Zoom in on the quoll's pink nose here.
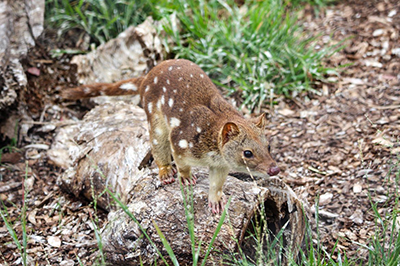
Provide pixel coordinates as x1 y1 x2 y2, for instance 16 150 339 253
268 166 280 176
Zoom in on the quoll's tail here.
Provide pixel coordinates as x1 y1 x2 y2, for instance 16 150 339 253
62 77 144 100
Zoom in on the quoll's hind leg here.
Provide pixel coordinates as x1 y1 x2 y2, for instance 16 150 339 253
149 117 176 184
169 128 197 186
208 167 229 214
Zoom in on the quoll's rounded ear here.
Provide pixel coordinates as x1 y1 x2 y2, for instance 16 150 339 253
221 122 240 145
252 113 267 128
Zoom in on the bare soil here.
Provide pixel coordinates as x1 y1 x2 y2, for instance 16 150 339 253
0 0 399 264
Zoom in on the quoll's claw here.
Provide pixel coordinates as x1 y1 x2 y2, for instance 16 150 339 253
190 174 197 185
162 177 175 185
159 165 177 185
208 195 227 215
180 174 197 186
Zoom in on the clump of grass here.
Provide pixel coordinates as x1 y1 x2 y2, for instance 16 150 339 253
223 196 340 265
160 0 342 111
46 0 342 109
0 162 30 266
285 0 336 7
367 198 400 265
45 0 160 45
364 152 400 265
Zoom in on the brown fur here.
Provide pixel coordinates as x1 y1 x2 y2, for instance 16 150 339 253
63 59 280 214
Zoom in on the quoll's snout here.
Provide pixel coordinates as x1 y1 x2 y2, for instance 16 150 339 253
268 165 280 176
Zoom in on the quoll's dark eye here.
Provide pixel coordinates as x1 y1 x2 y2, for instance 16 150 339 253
268 145 271 152
243 150 253 158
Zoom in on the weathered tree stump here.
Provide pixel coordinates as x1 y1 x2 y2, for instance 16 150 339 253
0 0 44 140
49 102 306 265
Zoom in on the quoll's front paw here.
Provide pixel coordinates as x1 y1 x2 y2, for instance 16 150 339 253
159 165 177 185
208 193 227 215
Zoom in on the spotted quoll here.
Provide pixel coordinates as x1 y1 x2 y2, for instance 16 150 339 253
62 59 280 214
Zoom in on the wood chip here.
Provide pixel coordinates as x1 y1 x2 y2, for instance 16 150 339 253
47 236 61 248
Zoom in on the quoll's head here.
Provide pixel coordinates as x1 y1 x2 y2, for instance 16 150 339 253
219 114 280 176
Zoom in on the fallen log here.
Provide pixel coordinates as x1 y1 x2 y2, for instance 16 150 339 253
49 102 306 264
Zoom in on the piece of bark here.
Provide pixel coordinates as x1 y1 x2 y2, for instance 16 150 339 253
0 152 22 164
49 102 306 264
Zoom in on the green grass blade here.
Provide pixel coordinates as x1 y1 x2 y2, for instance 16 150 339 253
0 207 22 251
201 197 231 266
152 220 180 266
92 218 106 265
178 178 197 263
104 187 170 266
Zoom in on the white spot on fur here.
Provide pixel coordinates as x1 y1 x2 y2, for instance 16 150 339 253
191 123 194 127
173 89 177 93
170 117 181 128
196 127 201 133
190 74 193 78
179 131 183 134
179 139 188 149
189 142 194 148
155 127 163 135
156 99 162 109
163 87 166 93
167 79 170 85
190 62 194 65
207 151 216 156
119 83 137 91
161 95 165 105
154 77 158 84
145 85 150 92
153 139 159 145
179 108 183 112
178 77 183 81
186 84 189 88
148 102 153 113
168 98 174 108
200 74 204 78
83 87 91 93
168 66 173 71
